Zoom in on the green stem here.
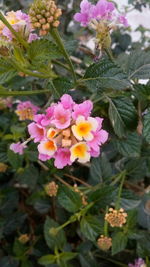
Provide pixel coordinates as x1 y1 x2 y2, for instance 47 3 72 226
104 206 109 236
115 171 126 210
0 89 51 96
50 28 77 84
105 48 114 62
0 12 28 49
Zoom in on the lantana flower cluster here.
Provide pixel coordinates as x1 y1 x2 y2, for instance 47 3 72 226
15 101 39 121
74 0 128 50
128 258 146 267
25 94 108 169
0 10 39 43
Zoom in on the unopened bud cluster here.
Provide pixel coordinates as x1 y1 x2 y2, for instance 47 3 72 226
0 162 8 173
18 234 30 244
29 0 62 36
97 235 112 251
45 181 58 197
105 208 127 227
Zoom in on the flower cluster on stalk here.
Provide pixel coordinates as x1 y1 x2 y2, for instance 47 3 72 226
74 0 128 51
0 10 39 43
105 208 127 227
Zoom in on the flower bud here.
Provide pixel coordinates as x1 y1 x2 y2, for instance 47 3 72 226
29 0 62 36
97 235 112 251
45 181 58 197
18 234 30 244
0 163 8 173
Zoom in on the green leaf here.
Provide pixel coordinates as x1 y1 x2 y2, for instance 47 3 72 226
13 239 27 258
89 153 112 185
143 110 150 143
15 165 39 190
7 149 23 169
134 84 150 101
83 59 130 91
44 217 66 250
108 97 137 138
114 132 142 157
112 232 128 255
58 185 82 213
53 78 73 96
28 39 62 66
59 252 78 261
0 57 17 84
88 185 114 209
125 50 150 80
38 255 56 265
80 215 101 241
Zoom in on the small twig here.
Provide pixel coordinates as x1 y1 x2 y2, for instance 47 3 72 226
64 173 91 187
54 175 71 188
37 160 49 171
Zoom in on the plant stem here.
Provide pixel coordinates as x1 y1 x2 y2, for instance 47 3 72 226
0 12 28 49
50 28 77 84
64 173 91 187
105 48 114 62
54 175 72 188
104 206 109 236
115 171 126 210
0 89 51 96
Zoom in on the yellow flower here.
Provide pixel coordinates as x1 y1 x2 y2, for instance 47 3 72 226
70 142 90 163
72 116 98 141
38 140 57 156
47 128 57 139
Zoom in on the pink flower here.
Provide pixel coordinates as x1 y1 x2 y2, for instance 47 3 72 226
87 117 108 153
28 33 39 43
15 101 39 121
34 114 50 127
72 100 93 120
10 142 27 155
91 0 115 20
74 0 94 26
60 94 75 110
128 258 146 267
118 15 129 27
28 122 45 143
51 104 71 129
54 148 72 169
38 153 52 161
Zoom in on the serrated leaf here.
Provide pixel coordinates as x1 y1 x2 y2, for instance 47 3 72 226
143 110 150 143
60 252 78 261
108 97 137 138
89 153 112 185
0 57 17 84
58 185 82 213
53 78 73 96
80 215 101 241
112 232 128 255
28 39 62 66
114 132 142 157
83 59 130 91
125 50 150 80
44 217 66 250
134 84 150 101
88 185 114 209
